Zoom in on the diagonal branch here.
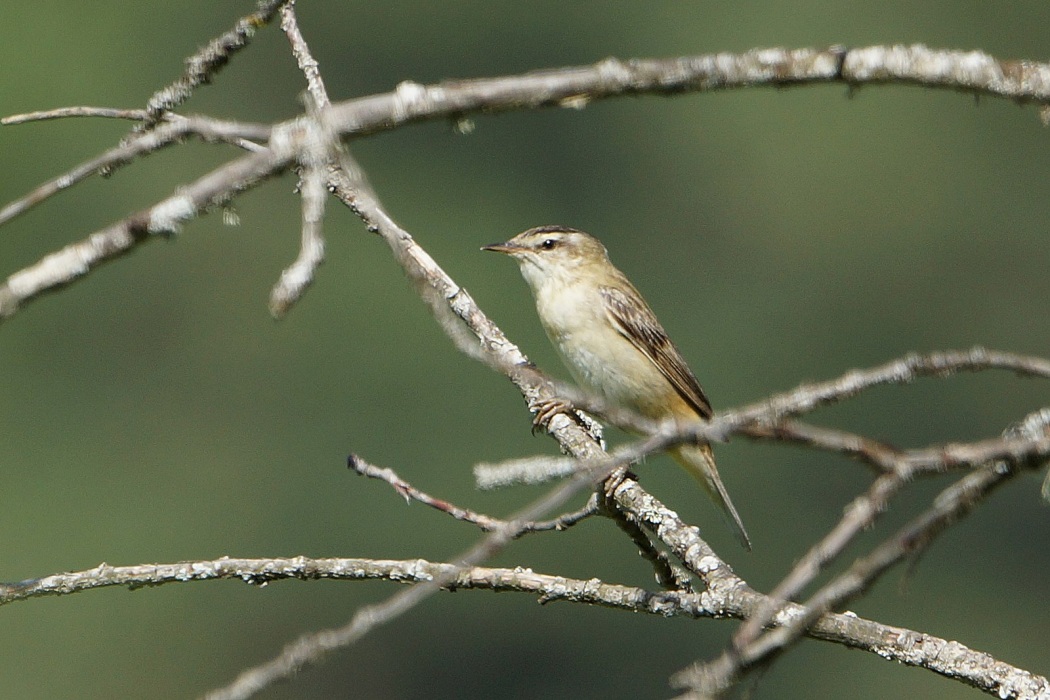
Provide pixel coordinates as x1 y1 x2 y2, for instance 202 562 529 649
202 10 623 698
0 133 301 319
676 409 1050 698
0 115 270 228
136 0 289 128
347 452 597 534
600 491 696 592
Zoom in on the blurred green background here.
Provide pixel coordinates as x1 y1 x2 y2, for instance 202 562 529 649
2 2 1049 698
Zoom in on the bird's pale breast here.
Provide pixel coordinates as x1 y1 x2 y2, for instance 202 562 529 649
535 280 682 420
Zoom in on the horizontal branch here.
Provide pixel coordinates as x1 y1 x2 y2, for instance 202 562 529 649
6 46 1050 321
0 556 695 612
1 106 153 124
323 45 1050 142
5 548 1043 699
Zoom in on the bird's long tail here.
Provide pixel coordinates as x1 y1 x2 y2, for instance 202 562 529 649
670 442 752 551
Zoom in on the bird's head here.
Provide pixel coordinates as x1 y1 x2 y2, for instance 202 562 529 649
482 225 610 290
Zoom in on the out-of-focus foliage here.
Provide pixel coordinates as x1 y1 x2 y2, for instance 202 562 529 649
1 2 1048 698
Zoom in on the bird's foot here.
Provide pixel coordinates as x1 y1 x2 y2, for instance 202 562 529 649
531 396 574 434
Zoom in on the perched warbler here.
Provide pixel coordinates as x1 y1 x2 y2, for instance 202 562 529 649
483 225 750 550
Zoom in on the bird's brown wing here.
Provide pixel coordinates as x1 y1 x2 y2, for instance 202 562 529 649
600 284 713 419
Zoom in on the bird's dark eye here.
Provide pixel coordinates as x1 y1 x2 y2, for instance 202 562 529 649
540 238 558 250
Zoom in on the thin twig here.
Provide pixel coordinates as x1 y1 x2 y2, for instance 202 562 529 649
136 0 289 128
738 420 901 473
1 106 150 124
347 453 597 534
715 347 1050 436
279 1 329 106
267 118 327 316
0 115 270 228
204 443 642 700
0 122 310 319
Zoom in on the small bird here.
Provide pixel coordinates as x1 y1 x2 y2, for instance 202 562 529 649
483 225 751 550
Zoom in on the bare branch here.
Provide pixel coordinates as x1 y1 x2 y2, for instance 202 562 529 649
264 1 339 317
319 46 1050 145
474 453 582 488
717 347 1050 434
205 443 643 700
13 44 1048 139
267 106 328 317
677 410 1050 698
4 547 1043 700
600 492 695 592
347 453 597 534
0 115 270 228
9 45 1050 317
0 130 305 319
610 477 741 591
737 420 900 473
137 0 289 128
279 1 329 107
1 106 151 124
0 105 272 155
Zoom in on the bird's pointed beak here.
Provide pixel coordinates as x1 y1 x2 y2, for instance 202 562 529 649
481 240 521 254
